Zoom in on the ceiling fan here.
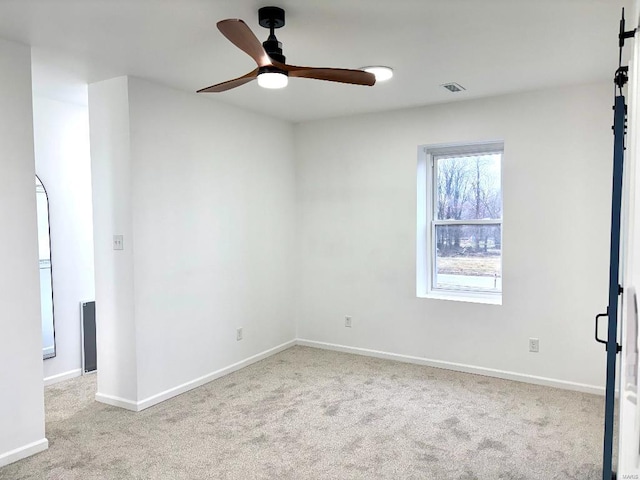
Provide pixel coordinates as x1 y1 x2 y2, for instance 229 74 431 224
197 6 376 93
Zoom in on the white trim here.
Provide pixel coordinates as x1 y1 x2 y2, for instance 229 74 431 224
416 147 429 297
420 290 502 305
432 219 502 226
96 339 298 412
0 438 48 468
136 339 296 411
44 368 82 386
418 140 504 302
94 338 604 414
135 339 296 411
95 392 139 411
422 140 504 157
296 339 604 396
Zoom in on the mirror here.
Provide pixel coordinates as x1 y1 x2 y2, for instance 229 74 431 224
36 176 55 360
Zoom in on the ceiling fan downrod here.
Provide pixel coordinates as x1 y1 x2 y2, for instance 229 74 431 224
259 6 286 64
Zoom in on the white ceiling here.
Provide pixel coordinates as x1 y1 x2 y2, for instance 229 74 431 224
0 0 631 122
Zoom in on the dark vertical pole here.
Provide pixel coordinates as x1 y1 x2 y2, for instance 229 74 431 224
602 95 625 480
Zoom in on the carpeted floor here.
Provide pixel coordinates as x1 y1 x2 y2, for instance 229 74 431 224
1 346 607 479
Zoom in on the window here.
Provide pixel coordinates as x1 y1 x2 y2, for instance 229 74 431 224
417 142 503 304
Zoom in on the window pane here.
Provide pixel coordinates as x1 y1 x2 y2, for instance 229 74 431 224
434 224 501 291
435 153 501 220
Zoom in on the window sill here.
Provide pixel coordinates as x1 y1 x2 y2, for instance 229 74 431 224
418 291 502 305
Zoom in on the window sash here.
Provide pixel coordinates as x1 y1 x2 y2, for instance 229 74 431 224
429 223 503 294
432 219 502 226
427 147 503 295
431 152 503 223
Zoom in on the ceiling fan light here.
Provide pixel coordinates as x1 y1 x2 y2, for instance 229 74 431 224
257 72 288 89
362 66 393 82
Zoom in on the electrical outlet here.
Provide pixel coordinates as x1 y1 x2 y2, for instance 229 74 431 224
529 338 539 353
236 327 243 341
345 316 352 328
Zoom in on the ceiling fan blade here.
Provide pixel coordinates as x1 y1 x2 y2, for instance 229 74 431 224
197 69 258 93
217 19 272 68
280 64 376 86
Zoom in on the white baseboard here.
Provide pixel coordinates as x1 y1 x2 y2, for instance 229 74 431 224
97 337 601 413
135 339 297 411
96 339 297 412
296 339 605 396
0 438 48 468
95 392 139 411
44 368 82 387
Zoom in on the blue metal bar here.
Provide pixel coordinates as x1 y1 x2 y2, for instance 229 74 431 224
602 94 626 480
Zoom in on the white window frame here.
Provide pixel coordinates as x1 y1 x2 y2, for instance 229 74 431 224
417 141 504 305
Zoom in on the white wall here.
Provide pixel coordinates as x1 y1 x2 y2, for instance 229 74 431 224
33 95 95 383
0 38 47 467
89 77 139 405
294 81 612 391
89 76 296 408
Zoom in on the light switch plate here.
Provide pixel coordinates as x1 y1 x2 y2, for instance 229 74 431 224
113 235 124 250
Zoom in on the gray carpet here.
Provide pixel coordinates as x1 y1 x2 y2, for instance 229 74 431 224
1 346 607 479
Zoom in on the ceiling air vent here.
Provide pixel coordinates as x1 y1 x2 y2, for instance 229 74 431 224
441 82 466 93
